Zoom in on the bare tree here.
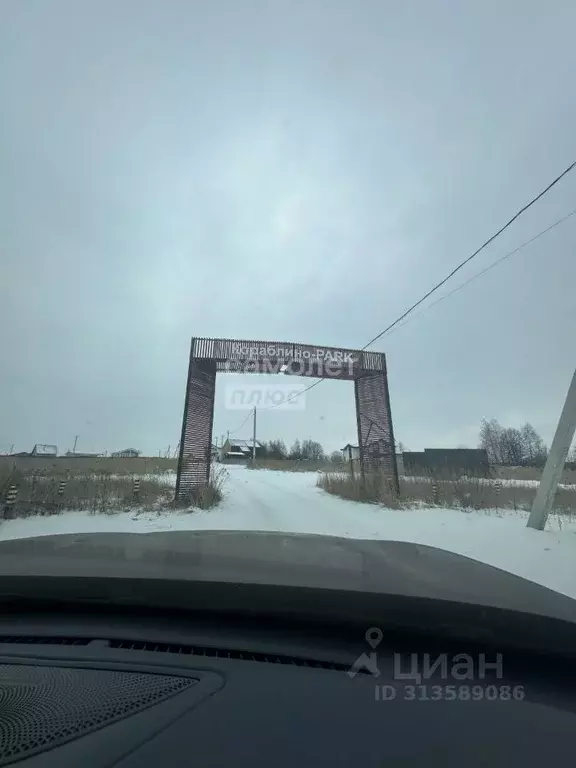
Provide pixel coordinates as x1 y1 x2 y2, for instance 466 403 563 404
499 427 524 466
301 439 325 461
289 439 302 460
520 422 547 466
479 419 503 464
268 439 287 459
480 419 548 466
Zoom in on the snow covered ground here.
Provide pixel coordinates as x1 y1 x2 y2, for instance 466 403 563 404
404 474 576 490
1 465 575 600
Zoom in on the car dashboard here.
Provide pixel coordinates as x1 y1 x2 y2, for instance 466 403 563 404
1 605 576 767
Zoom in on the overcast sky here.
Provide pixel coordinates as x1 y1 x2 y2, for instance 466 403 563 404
1 0 575 456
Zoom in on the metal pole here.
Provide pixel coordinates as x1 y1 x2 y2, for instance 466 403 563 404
252 407 257 464
527 368 576 530
73 435 79 454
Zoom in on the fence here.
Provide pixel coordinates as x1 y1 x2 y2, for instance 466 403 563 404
402 448 490 478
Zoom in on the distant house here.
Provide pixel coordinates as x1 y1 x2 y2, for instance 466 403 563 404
8 444 57 458
111 448 141 458
31 444 57 457
218 439 265 464
341 443 360 461
340 443 402 470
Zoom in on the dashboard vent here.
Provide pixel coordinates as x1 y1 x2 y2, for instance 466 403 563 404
0 635 365 675
109 639 359 673
0 636 91 646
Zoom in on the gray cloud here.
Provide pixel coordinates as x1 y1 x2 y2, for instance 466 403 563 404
1 0 575 456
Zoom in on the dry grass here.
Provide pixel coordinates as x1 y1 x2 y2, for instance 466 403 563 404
319 469 576 516
0 472 173 519
493 465 576 485
398 464 576 485
0 457 223 519
317 471 401 507
177 467 226 510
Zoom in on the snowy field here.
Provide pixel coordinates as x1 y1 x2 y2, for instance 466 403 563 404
404 474 576 491
1 465 575 600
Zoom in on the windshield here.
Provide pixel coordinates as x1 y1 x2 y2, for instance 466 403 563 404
1 0 575 608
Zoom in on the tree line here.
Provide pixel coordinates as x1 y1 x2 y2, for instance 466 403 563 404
258 438 342 463
255 424 574 468
479 419 550 467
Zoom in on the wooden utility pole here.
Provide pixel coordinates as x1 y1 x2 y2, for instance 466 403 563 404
527 368 576 530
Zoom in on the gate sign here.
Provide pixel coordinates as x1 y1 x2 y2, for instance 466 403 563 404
192 338 378 380
176 337 398 500
229 342 358 363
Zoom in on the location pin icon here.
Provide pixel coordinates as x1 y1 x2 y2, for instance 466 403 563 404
365 627 383 649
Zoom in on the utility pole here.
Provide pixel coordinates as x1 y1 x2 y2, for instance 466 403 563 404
527 368 576 530
73 435 79 454
252 407 257 465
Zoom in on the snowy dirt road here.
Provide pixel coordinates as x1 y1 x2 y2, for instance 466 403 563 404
1 466 576 599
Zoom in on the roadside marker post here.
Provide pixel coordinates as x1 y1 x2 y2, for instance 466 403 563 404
252 407 257 466
3 485 19 519
133 478 141 504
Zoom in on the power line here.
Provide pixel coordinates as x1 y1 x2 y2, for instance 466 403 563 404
282 377 323 404
361 158 576 351
227 410 253 435
266 158 576 408
261 376 323 411
386 207 576 338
